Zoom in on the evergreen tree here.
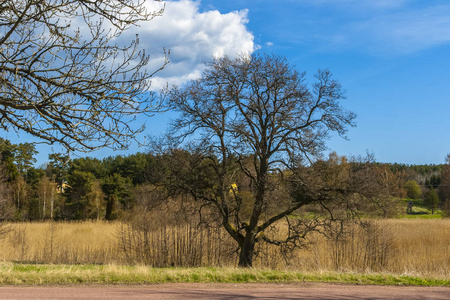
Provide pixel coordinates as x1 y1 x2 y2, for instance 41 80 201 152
423 188 440 214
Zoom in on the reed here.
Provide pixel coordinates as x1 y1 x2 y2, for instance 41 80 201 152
0 221 117 264
0 219 449 278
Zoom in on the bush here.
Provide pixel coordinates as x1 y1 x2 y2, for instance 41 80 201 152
405 180 421 199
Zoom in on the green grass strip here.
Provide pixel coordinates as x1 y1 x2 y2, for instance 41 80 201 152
0 263 448 286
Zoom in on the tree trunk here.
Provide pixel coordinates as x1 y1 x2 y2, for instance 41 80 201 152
238 234 256 267
43 189 46 220
237 174 266 268
16 189 20 210
50 188 54 220
105 195 117 220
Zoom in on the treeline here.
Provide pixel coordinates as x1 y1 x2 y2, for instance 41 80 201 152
380 161 450 213
380 162 442 187
0 137 449 221
0 137 165 221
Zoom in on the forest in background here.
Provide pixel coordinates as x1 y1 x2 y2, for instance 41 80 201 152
1 137 449 222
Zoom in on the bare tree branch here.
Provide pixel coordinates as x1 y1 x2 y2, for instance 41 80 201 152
0 0 168 152
164 54 357 267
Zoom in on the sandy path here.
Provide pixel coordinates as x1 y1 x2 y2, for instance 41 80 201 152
0 283 449 299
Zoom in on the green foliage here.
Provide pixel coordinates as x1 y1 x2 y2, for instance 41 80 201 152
0 138 19 181
102 153 161 185
14 143 37 174
26 167 46 188
65 170 103 220
405 180 421 199
160 149 218 199
47 153 70 191
425 174 441 190
0 138 15 161
384 163 443 175
423 189 440 214
397 197 442 218
3 134 450 222
0 138 37 180
398 213 442 219
70 157 106 179
0 137 211 221
102 173 133 210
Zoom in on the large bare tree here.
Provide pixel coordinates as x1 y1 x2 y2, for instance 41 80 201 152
164 54 359 267
0 0 168 151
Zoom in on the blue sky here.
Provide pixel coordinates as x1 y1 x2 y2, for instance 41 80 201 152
5 0 450 165
195 0 450 165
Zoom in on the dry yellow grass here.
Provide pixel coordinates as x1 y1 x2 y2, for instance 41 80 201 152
292 219 450 278
0 221 118 264
0 219 449 278
386 219 450 278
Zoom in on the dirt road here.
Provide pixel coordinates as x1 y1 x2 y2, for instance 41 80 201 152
0 283 449 299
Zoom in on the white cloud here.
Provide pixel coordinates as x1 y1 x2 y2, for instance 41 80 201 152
129 0 256 90
300 1 450 55
347 5 450 54
310 0 411 10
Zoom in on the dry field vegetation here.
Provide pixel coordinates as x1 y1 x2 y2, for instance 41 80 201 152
0 218 449 280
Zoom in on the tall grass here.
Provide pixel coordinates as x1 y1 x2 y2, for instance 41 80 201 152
0 221 117 264
0 219 449 278
117 222 238 267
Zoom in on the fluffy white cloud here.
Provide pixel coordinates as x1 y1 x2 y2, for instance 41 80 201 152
129 0 256 90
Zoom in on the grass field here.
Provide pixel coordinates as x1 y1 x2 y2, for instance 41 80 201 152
0 263 448 286
0 219 449 284
398 197 447 218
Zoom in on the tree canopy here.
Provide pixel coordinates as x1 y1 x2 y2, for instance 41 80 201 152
405 179 421 199
163 54 358 267
423 188 439 214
